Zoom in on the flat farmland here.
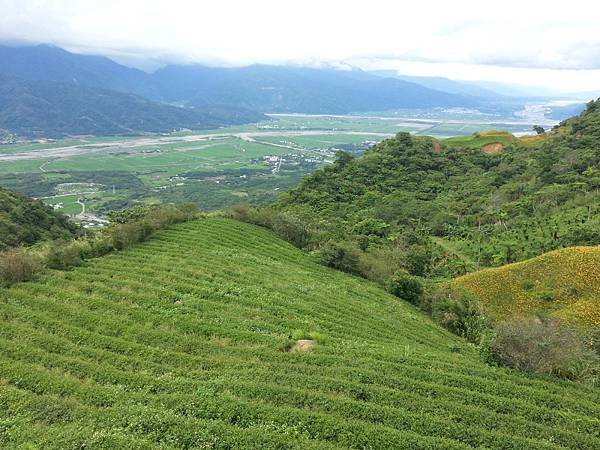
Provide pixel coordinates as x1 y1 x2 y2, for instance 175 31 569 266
0 110 552 220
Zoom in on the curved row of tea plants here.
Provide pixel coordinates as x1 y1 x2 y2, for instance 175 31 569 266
0 218 598 448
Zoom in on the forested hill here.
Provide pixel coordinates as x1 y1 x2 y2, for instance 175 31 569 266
0 187 79 249
275 99 600 278
0 75 266 138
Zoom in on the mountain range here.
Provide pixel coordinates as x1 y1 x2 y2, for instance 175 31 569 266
0 44 510 138
0 75 266 138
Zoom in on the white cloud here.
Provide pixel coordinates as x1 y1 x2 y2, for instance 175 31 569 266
1 0 600 91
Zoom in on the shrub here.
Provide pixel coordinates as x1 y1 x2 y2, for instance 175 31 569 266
356 245 404 283
272 213 310 248
490 317 599 382
82 235 114 259
228 204 275 228
45 240 85 270
107 222 144 251
317 241 362 275
404 245 433 277
537 290 555 302
0 248 41 286
388 272 423 304
425 285 489 344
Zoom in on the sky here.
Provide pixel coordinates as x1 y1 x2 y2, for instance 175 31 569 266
1 0 600 93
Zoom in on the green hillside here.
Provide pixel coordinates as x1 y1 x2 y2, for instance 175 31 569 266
274 99 600 280
0 187 79 249
0 217 598 448
454 246 600 327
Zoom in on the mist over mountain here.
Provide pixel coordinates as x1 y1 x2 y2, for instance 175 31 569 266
369 70 502 99
0 44 158 99
0 44 486 116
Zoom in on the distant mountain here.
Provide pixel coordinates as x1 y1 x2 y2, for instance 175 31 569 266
460 80 561 98
0 44 158 98
0 45 483 114
155 64 479 113
0 76 266 138
370 71 501 98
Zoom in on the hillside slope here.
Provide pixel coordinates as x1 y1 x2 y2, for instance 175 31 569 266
276 100 600 278
0 217 598 448
0 187 78 249
0 76 265 138
454 246 600 327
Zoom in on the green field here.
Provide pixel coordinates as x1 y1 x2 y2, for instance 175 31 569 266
43 194 83 215
0 111 547 218
0 217 597 448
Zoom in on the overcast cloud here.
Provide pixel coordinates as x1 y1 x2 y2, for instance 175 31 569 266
1 0 600 92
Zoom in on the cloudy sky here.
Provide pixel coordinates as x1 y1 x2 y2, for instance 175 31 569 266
2 0 600 93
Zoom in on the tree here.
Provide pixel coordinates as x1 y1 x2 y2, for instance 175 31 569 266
533 125 546 135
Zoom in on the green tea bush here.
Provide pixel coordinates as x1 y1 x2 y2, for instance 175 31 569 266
0 204 200 287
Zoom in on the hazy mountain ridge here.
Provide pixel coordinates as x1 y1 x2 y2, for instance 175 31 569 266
0 44 485 114
0 75 266 138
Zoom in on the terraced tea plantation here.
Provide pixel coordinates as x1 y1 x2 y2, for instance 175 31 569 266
1 218 599 448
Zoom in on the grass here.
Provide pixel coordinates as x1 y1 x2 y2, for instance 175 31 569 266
0 217 598 448
443 131 518 149
42 194 83 215
454 246 600 327
443 130 549 150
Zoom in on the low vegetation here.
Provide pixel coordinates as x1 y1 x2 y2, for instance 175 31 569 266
454 246 600 327
229 100 600 384
0 204 199 287
487 317 599 384
0 217 598 448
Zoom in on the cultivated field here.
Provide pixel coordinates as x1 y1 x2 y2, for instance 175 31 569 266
0 218 598 448
0 110 553 220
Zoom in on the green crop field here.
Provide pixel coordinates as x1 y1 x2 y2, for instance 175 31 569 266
0 217 598 448
0 111 548 220
43 194 83 215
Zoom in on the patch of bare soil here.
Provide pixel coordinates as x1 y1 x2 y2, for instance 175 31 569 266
482 143 505 154
290 339 316 352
